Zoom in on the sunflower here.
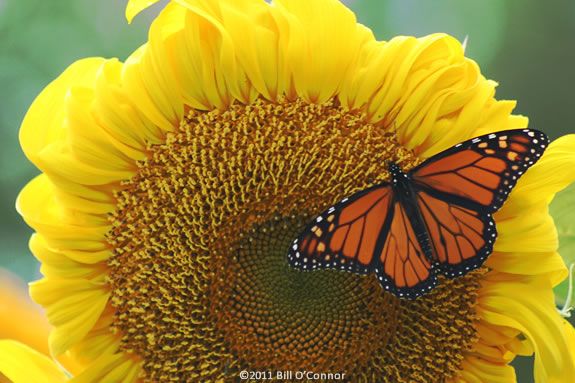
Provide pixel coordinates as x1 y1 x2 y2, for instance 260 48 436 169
3 0 575 382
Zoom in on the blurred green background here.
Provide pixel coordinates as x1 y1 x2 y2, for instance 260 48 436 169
0 0 573 381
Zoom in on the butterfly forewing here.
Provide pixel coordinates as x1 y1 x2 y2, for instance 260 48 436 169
287 184 393 274
410 129 549 212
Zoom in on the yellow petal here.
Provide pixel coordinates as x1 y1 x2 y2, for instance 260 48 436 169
160 0 373 106
36 142 134 186
177 2 250 108
208 0 283 100
341 32 526 159
17 176 111 258
30 236 107 280
504 135 575 212
486 251 567 286
122 43 182 133
474 320 519 347
459 355 516 383
30 278 109 357
494 208 557 253
72 329 119 365
479 278 575 382
93 60 164 152
273 0 372 102
132 0 255 112
20 55 143 189
0 340 68 383
70 352 141 383
64 86 136 173
19 58 106 166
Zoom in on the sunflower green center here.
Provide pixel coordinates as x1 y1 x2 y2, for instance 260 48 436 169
107 97 482 382
212 215 401 373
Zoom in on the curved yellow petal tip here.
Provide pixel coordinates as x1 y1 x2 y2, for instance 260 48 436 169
0 340 68 383
19 57 107 165
126 0 163 23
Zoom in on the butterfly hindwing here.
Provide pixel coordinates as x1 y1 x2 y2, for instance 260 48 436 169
375 200 437 299
410 129 549 213
414 189 495 278
287 184 393 274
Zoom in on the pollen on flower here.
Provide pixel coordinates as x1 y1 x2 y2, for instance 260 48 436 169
106 97 482 382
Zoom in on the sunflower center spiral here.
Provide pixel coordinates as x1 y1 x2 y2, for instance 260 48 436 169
211 215 400 374
107 97 482 382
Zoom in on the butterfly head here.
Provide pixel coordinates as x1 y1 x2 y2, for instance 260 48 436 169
387 162 401 174
387 162 408 186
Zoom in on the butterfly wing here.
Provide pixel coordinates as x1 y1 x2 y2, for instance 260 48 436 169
375 200 437 298
288 129 548 297
410 129 549 213
287 184 393 274
409 128 548 276
414 189 495 277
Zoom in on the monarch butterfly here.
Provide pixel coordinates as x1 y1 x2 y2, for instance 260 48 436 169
287 129 549 299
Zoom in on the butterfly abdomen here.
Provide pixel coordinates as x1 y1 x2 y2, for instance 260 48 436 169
415 230 434 261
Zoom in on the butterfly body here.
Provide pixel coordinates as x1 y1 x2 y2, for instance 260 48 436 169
387 162 435 264
288 129 549 299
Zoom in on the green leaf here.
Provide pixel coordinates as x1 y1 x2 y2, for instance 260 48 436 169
550 182 575 305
